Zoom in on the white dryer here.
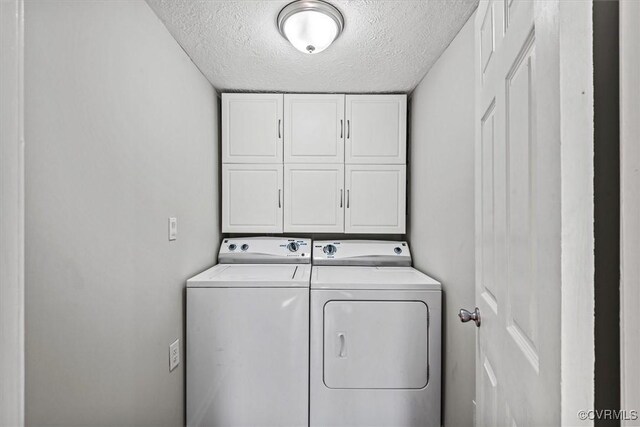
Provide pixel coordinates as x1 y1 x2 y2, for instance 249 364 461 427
187 237 311 427
310 240 442 427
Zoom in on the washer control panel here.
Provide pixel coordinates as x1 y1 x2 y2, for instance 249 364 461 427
219 237 311 264
312 240 412 267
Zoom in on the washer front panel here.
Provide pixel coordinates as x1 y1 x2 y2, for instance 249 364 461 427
187 287 309 426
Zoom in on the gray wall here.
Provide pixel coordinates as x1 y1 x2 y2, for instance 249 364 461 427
408 15 476 427
24 1 219 425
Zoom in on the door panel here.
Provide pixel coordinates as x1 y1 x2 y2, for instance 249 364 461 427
222 93 283 163
345 164 406 234
222 164 283 233
284 164 344 233
481 102 498 313
478 351 498 427
475 1 560 426
323 301 429 389
506 37 539 371
480 4 494 74
284 94 344 163
345 95 406 164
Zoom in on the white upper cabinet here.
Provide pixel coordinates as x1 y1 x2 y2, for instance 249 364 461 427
222 93 283 163
345 95 407 164
222 164 283 233
345 164 406 234
284 164 344 233
284 94 345 163
221 93 407 234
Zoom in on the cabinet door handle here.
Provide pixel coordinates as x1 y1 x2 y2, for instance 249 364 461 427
340 120 343 138
346 189 350 208
347 120 350 139
278 119 282 139
278 189 281 208
340 189 343 208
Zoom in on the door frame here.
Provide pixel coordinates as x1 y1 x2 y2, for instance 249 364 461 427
558 1 596 424
620 1 640 423
0 0 25 425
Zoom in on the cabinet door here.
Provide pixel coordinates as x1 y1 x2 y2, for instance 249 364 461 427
222 164 283 233
345 95 407 164
222 93 283 163
345 164 406 234
284 164 344 233
284 94 344 163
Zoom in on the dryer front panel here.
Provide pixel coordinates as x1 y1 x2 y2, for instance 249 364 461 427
323 301 428 389
310 289 442 427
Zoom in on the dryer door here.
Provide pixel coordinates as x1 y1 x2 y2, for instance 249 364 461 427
323 300 429 389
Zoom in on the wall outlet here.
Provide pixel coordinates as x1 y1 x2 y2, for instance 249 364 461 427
168 217 177 241
169 339 180 371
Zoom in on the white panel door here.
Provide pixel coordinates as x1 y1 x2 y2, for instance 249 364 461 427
474 1 561 425
345 164 406 234
284 164 344 233
284 94 344 163
345 95 406 164
222 164 283 233
222 93 283 163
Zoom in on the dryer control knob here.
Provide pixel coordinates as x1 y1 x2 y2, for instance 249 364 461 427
394 247 402 254
228 244 237 251
323 244 337 255
287 242 299 252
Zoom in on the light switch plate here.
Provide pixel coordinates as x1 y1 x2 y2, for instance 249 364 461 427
169 339 180 371
168 217 177 241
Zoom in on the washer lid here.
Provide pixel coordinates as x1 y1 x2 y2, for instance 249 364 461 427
311 266 441 290
188 264 311 288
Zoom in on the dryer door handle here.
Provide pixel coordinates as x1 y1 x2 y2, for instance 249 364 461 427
337 332 347 358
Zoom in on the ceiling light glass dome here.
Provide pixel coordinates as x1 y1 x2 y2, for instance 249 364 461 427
277 0 344 54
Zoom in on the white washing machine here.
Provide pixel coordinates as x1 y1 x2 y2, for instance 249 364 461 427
187 237 311 427
310 240 442 427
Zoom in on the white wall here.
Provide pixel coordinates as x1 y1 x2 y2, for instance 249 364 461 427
621 1 640 423
1 0 25 425
24 1 219 425
408 15 475 427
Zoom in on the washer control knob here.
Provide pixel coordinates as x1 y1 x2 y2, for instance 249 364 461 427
287 242 299 252
241 244 249 251
228 244 237 251
394 247 402 254
323 244 337 255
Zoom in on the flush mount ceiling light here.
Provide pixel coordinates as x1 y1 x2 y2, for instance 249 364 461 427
277 0 344 54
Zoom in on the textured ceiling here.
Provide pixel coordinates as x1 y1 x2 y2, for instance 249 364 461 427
146 0 478 93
